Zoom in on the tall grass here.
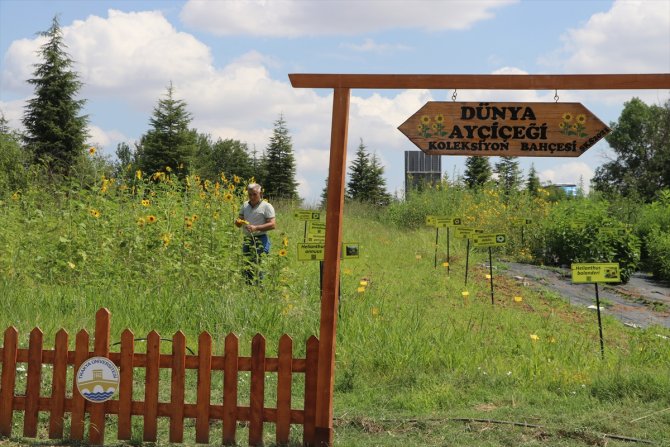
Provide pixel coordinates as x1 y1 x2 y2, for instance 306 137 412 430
1 178 669 445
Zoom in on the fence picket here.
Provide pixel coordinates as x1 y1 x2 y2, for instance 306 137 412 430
196 332 212 444
89 308 111 445
0 327 18 436
169 331 186 443
249 334 266 446
70 329 89 440
118 329 134 440
303 336 319 446
48 329 68 439
23 327 43 437
143 330 160 442
276 335 293 445
223 333 239 446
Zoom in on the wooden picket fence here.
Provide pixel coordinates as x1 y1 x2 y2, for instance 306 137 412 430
0 308 319 446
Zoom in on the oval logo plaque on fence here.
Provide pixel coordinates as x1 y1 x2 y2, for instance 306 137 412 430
398 102 610 157
76 356 120 402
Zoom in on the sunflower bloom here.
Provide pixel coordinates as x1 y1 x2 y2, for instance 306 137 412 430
233 175 240 184
88 147 96 155
141 199 150 207
89 209 101 218
435 114 444 123
228 184 235 191
576 114 586 124
420 115 431 125
161 233 171 246
278 249 287 257
224 193 234 202
562 112 573 122
135 170 142 180
147 215 157 224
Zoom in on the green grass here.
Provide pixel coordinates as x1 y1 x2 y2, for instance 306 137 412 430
1 181 670 446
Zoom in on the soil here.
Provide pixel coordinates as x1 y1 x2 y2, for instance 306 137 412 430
499 262 670 329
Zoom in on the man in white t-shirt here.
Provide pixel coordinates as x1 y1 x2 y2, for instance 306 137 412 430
235 183 276 284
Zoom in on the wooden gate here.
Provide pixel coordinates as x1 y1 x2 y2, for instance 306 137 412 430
0 308 319 446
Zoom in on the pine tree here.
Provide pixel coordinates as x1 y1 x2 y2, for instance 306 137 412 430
22 15 88 177
262 115 298 199
137 83 197 177
319 176 329 209
347 139 371 201
463 156 492 188
366 153 392 206
494 156 523 195
526 163 541 196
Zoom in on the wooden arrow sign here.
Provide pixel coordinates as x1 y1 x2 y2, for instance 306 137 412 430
398 102 610 157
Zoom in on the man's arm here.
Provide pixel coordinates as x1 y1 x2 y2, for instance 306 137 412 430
246 217 276 233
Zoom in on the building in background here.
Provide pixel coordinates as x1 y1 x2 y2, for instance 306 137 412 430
404 151 441 198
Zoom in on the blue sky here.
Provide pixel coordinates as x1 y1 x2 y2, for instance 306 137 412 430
1 0 669 203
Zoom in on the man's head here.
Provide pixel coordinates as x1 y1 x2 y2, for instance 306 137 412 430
247 183 262 205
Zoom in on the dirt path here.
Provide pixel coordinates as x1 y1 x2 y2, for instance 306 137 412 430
500 262 670 329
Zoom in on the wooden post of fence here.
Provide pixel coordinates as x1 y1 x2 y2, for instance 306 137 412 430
118 329 134 440
249 334 266 446
48 329 69 439
23 328 43 438
170 331 187 443
0 327 18 436
70 329 90 440
196 332 213 444
89 308 111 445
276 334 293 445
223 333 239 445
143 331 160 442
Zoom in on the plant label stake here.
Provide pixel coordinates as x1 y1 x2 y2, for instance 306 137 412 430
434 227 439 269
571 262 621 360
472 233 507 304
488 247 494 305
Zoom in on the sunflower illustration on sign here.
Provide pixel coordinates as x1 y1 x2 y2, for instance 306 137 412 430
559 112 588 138
417 114 448 138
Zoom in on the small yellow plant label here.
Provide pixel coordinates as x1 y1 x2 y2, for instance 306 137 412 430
306 233 325 242
571 263 620 284
76 356 120 403
454 227 483 239
307 221 326 235
294 210 321 221
297 243 325 261
512 217 533 226
473 233 507 247
342 243 360 259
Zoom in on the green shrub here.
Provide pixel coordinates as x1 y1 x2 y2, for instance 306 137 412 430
532 199 640 283
645 229 670 280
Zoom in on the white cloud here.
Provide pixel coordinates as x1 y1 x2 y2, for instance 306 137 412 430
539 162 593 189
0 99 25 130
542 0 670 73
180 0 517 37
340 38 411 53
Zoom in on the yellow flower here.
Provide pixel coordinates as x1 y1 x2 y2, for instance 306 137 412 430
147 215 157 224
135 170 142 180
420 115 431 125
530 334 540 341
513 296 523 303
191 214 199 221
89 209 101 219
417 124 423 131
11 191 20 201
562 112 573 122
165 166 172 172
233 175 240 184
199 192 206 199
282 236 289 247
161 233 171 246
435 114 444 123
278 249 287 257
88 147 96 155
576 114 586 124
359 280 368 286
228 184 235 191
184 219 193 229
141 199 150 207
224 193 234 202
559 122 565 129
357 286 366 293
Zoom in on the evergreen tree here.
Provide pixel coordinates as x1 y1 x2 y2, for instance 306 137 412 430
494 156 523 195
262 115 298 199
113 141 136 180
319 176 329 209
347 139 371 201
526 163 541 196
463 156 492 188
0 114 28 195
22 15 88 177
137 83 197 177
366 153 392 206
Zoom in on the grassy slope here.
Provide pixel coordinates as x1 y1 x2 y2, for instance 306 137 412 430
1 202 669 446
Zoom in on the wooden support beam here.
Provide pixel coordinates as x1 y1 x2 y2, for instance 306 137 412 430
289 73 670 90
314 87 350 446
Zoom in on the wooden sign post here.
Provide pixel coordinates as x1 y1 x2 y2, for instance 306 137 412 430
289 73 670 446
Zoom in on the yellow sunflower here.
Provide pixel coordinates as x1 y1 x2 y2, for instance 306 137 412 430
224 193 234 202
233 175 240 184
562 112 573 122
135 170 142 180
576 114 586 124
435 114 444 123
147 215 157 224
89 209 101 218
88 147 96 155
278 249 287 257
420 115 431 125
141 199 150 207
